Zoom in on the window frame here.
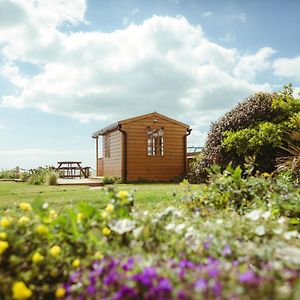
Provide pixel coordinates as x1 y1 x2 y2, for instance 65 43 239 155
147 126 164 157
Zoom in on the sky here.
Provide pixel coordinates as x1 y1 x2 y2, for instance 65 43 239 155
0 0 300 170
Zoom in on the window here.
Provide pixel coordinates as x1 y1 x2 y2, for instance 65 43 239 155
147 127 164 156
104 134 111 158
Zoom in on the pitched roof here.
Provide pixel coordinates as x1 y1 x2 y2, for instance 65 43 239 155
92 112 189 138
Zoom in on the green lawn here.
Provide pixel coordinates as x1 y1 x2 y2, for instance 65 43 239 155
0 182 200 212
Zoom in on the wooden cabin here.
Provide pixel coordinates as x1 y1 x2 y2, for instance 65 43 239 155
92 112 191 182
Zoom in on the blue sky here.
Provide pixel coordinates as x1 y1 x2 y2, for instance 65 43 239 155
0 0 300 170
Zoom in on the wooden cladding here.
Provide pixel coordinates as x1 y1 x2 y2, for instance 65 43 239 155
94 112 190 182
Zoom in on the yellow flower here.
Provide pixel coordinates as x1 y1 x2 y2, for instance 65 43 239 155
50 245 61 257
55 287 66 298
49 209 57 220
101 211 108 219
19 216 30 224
94 251 103 260
77 213 84 223
0 232 7 240
117 190 129 199
262 172 271 178
32 252 44 263
105 204 114 213
0 241 9 254
35 224 49 235
72 258 80 268
12 281 32 300
102 226 111 236
19 202 32 211
0 217 11 228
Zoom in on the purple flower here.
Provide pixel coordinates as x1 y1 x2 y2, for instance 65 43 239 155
239 270 257 283
222 244 231 256
194 279 207 291
213 281 222 297
112 285 137 300
122 257 135 271
208 267 219 278
157 278 172 292
87 284 97 295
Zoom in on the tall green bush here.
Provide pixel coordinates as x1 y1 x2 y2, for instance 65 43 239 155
191 84 300 182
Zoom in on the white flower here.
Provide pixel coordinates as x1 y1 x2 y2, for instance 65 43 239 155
262 211 271 220
255 225 265 236
109 219 136 234
283 231 298 240
165 223 176 231
277 217 286 224
216 219 223 224
273 227 283 235
176 223 186 232
132 226 143 238
42 202 49 209
245 209 261 221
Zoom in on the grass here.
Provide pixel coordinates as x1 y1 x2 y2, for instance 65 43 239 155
0 182 200 212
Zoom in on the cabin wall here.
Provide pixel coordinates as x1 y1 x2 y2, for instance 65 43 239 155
102 130 122 177
122 116 187 182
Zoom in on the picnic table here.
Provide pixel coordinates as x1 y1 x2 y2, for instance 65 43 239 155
56 161 90 179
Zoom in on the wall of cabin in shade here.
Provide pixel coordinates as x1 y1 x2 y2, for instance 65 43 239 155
102 130 122 177
122 116 187 182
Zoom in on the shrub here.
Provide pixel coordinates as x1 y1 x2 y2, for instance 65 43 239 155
191 84 300 182
0 169 16 180
45 172 58 186
102 176 123 184
27 167 56 185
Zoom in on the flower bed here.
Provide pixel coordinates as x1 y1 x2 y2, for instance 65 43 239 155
0 181 300 299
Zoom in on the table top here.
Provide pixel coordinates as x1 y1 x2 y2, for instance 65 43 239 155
57 161 82 164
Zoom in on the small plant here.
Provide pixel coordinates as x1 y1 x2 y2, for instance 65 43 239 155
45 172 58 186
102 176 123 184
0 169 16 180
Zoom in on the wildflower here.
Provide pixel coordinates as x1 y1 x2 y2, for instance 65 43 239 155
239 270 256 283
77 212 84 223
255 225 265 236
262 211 271 220
0 217 11 228
245 209 261 221
50 245 61 257
95 251 103 260
12 281 32 299
72 258 80 268
0 241 9 254
49 209 57 219
0 232 7 240
284 231 298 240
19 202 32 211
102 227 111 236
32 252 44 263
222 244 232 256
35 224 49 235
261 172 271 178
101 211 108 219
19 216 30 224
55 287 66 298
105 204 114 213
117 190 129 199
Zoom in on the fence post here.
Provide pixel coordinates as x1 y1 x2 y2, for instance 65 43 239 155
16 166 20 179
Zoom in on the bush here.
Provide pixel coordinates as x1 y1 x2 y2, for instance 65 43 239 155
45 172 58 186
191 84 300 182
27 167 55 185
0 169 16 180
185 163 300 227
102 176 123 184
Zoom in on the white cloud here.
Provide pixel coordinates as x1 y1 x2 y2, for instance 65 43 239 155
0 123 5 129
0 1 273 142
273 56 300 80
233 47 276 81
202 11 213 18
